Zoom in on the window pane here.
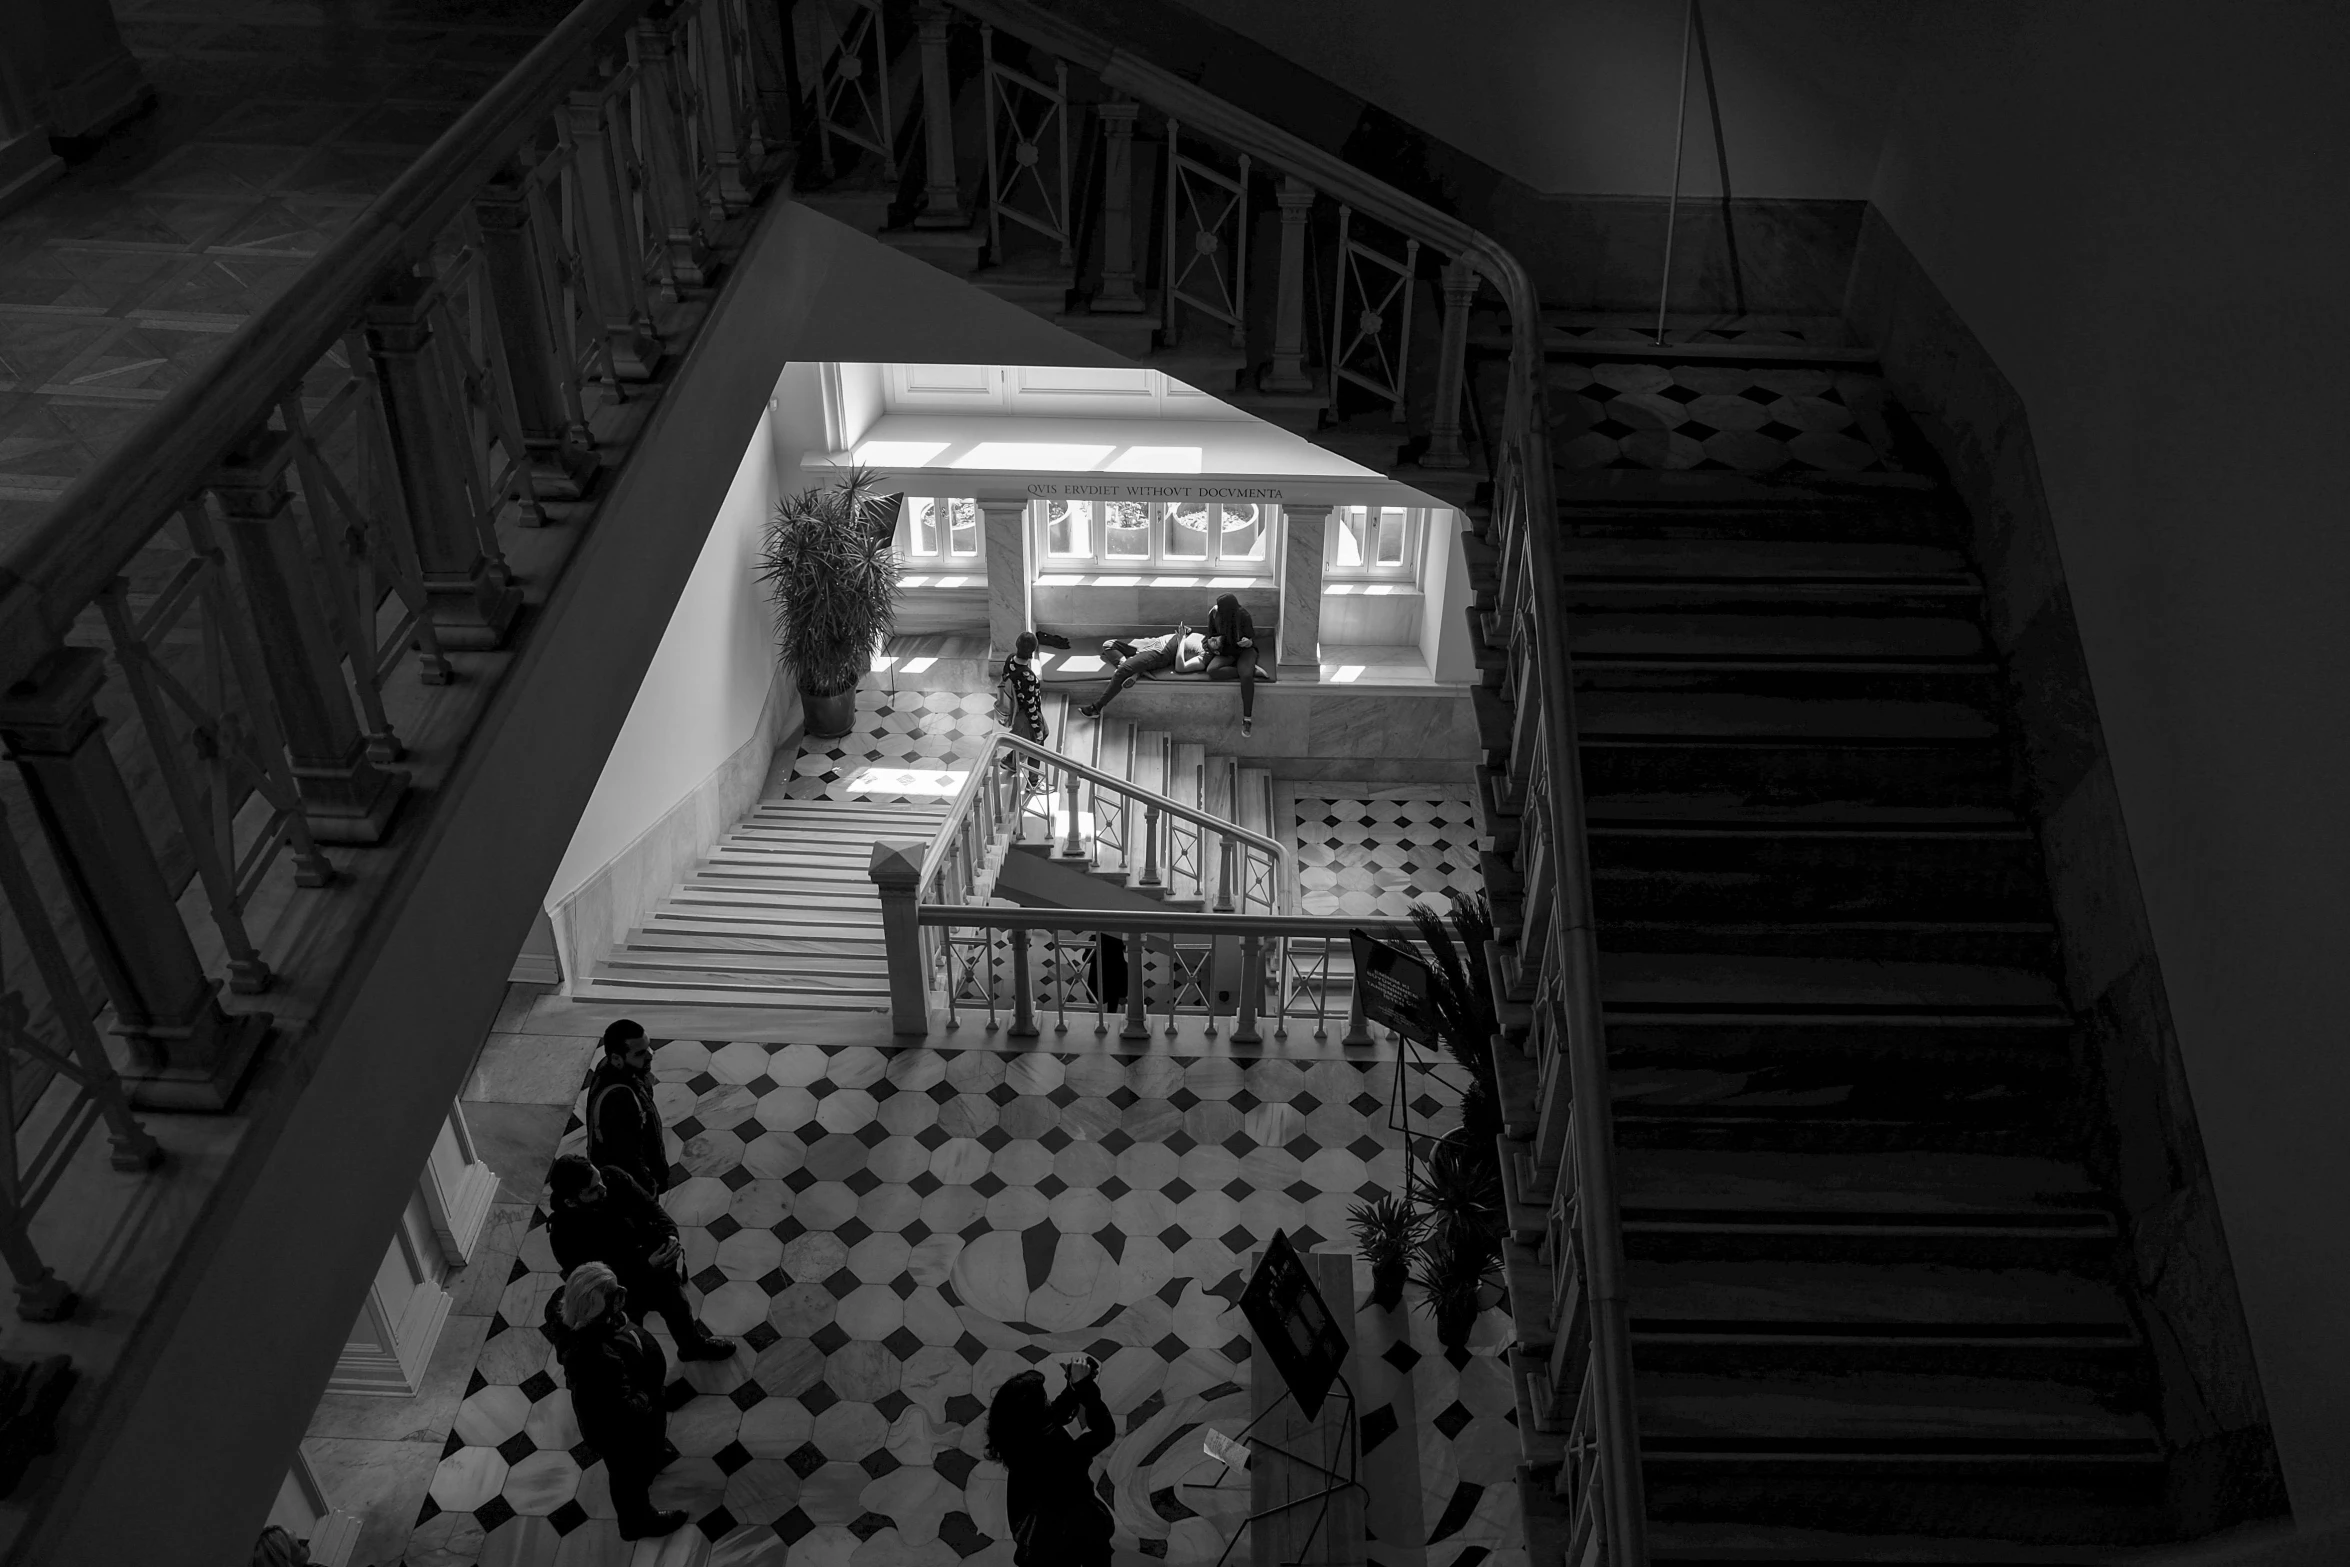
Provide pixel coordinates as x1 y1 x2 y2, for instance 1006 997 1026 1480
1375 507 1408 565
1045 498 1091 557
1103 500 1151 559
1164 500 1208 560
907 497 939 556
1218 503 1266 562
1334 506 1368 569
945 498 978 556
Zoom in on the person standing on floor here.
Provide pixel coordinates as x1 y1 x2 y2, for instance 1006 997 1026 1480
556 1262 687 1541
1202 592 1264 736
585 1019 670 1198
999 631 1051 776
988 1355 1118 1567
545 1155 735 1361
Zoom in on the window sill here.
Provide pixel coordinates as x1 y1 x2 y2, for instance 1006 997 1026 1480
1321 580 1423 596
1033 571 1274 587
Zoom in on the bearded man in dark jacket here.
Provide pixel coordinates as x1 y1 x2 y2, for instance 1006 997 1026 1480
584 1019 670 1197
545 1155 734 1361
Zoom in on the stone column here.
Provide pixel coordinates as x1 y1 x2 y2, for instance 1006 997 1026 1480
0 648 269 1111
1423 259 1478 469
1263 176 1318 391
869 840 932 1036
1091 97 1144 311
209 431 409 843
977 494 1032 661
634 7 718 283
327 1190 452 1397
695 0 760 211
561 85 665 380
473 156 598 498
417 1103 500 1267
0 44 61 219
1276 502 1329 682
365 276 523 651
913 2 968 228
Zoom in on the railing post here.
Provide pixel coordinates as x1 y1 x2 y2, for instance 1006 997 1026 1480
1214 836 1234 913
364 275 524 651
473 156 599 499
1061 772 1083 857
633 6 717 286
1139 800 1162 888
1007 925 1038 1037
0 648 270 1111
1092 95 1144 311
738 0 796 172
869 839 932 1036
1276 500 1329 682
913 2 969 228
1423 258 1478 469
561 80 666 380
1263 175 1317 392
1122 933 1150 1041
207 431 410 844
695 0 762 211
1343 968 1372 1048
1231 932 1263 1045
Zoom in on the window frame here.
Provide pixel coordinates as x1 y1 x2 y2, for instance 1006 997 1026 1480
1324 504 1424 583
1031 498 1276 574
895 495 983 562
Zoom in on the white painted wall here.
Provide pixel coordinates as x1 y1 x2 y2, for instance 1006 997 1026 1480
1421 509 1472 683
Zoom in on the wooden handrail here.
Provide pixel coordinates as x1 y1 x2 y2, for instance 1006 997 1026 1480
0 0 657 692
915 728 1295 902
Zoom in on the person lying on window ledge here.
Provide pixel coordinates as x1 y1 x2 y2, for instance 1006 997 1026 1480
1081 626 1207 717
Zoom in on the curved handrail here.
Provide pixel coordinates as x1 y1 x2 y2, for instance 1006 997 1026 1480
945 3 1643 1553
917 728 1294 905
0 0 655 690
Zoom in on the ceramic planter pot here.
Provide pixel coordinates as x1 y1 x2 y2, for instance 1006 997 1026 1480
1434 1292 1480 1352
801 681 857 739
1370 1260 1409 1311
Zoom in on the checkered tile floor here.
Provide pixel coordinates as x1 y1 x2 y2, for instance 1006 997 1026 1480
1548 361 1904 474
1292 793 1485 919
403 1042 1521 1567
782 685 999 804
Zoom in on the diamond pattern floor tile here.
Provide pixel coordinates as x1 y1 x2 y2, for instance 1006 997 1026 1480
1291 792 1484 918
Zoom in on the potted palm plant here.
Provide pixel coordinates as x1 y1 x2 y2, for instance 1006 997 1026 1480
1413 1223 1497 1353
757 467 900 738
1348 1194 1424 1311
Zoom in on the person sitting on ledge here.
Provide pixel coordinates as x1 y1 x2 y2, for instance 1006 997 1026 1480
1081 625 1206 718
1202 591 1266 737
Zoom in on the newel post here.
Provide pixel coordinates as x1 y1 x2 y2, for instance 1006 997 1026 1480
1276 501 1329 682
1423 259 1478 469
1091 95 1144 312
208 430 410 842
913 2 968 227
0 648 270 1111
365 275 523 651
870 839 932 1036
1262 176 1317 392
473 155 598 498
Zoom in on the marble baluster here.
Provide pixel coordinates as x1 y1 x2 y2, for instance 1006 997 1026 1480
0 649 270 1111
913 3 968 228
209 429 411 843
633 8 716 286
1092 96 1144 311
1423 259 1478 469
1262 176 1317 392
473 153 598 499
562 80 666 380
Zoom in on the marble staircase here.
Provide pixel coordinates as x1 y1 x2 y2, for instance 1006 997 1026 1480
571 798 948 1009
1462 343 2191 1553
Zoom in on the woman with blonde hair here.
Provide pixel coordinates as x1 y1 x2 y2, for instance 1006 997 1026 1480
555 1261 685 1540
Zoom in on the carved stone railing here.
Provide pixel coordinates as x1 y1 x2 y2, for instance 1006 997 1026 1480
0 0 783 1324
813 6 1646 1554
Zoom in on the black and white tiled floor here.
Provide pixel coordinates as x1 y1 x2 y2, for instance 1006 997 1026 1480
1291 792 1485 920
404 1040 1523 1567
781 687 997 805
1548 361 1904 474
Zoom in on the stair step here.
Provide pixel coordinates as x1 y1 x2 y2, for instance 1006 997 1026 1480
1570 613 1988 662
1601 953 2066 1016
1619 1149 2111 1235
1643 1519 2114 1563
1576 693 2000 744
572 978 888 1011
1641 1370 2158 1453
1628 1258 2134 1340
1558 539 1973 584
603 946 888 977
1586 795 2023 829
626 927 888 957
1580 739 2015 812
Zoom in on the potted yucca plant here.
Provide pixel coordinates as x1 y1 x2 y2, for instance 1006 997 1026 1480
1413 1223 1497 1353
1349 1193 1424 1311
757 467 900 738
